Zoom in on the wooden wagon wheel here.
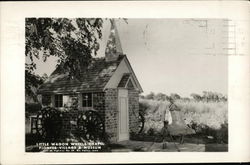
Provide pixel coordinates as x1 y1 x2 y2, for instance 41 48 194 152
77 110 104 141
76 112 88 138
36 107 51 138
138 112 145 133
36 107 63 140
36 111 46 138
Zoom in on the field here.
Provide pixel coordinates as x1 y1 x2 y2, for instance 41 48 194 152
137 98 228 144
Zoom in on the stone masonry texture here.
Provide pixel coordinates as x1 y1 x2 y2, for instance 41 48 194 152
42 89 140 143
104 88 118 142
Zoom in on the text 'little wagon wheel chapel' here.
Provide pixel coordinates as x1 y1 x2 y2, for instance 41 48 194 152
36 20 143 143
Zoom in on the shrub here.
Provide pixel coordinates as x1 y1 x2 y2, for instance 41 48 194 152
147 128 156 136
25 103 42 117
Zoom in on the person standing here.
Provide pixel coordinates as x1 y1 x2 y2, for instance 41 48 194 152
167 98 195 144
161 101 172 149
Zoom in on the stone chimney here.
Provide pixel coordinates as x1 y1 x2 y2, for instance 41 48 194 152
105 19 123 62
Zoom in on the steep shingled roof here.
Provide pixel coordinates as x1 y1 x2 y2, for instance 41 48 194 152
38 55 125 94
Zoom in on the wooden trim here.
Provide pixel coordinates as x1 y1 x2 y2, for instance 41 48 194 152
117 89 129 141
38 89 103 95
123 56 143 93
81 92 93 108
125 76 138 90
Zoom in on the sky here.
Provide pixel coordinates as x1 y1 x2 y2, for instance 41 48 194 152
31 19 228 97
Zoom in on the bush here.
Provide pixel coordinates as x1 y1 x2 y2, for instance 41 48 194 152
147 128 156 136
189 121 228 143
25 103 42 117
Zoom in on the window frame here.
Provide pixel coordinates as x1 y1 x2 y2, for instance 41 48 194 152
42 94 51 106
55 94 63 108
82 93 93 108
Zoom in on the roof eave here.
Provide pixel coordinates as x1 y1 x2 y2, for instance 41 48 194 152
37 88 104 95
123 55 143 93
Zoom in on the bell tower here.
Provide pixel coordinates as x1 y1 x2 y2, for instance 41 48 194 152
105 19 123 62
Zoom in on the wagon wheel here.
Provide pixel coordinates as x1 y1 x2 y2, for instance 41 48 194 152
77 110 104 141
36 107 63 140
36 107 51 138
36 111 46 138
77 112 88 139
138 112 145 133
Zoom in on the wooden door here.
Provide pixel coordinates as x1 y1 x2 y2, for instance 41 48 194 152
118 89 129 141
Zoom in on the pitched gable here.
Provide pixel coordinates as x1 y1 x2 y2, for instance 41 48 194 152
104 55 143 93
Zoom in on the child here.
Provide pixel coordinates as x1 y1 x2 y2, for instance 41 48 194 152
167 98 195 144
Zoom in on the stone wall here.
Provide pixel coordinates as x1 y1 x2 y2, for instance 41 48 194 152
60 110 79 139
128 89 140 134
103 88 140 142
39 89 139 143
104 88 118 142
93 92 105 117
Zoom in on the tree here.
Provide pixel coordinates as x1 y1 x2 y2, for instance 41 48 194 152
25 18 103 98
201 91 228 102
145 92 155 100
182 97 191 102
202 91 209 102
221 95 228 102
190 93 202 101
165 95 171 102
170 93 181 100
155 92 167 101
41 73 48 81
25 70 45 102
139 94 145 99
26 18 103 74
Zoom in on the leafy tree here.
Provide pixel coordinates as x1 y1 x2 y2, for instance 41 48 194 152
155 92 167 101
26 18 103 74
145 92 155 100
170 93 181 100
182 97 191 102
139 94 145 99
220 95 228 102
165 95 171 102
25 18 103 98
202 91 210 102
201 91 227 102
25 70 44 102
41 73 48 81
190 93 202 101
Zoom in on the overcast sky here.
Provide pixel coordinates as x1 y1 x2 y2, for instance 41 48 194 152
32 19 228 97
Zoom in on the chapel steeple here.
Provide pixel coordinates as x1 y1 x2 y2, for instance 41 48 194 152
105 19 123 62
